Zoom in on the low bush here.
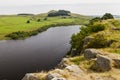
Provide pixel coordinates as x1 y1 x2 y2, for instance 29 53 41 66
87 33 108 48
26 20 30 23
5 31 30 39
37 19 41 22
89 23 106 32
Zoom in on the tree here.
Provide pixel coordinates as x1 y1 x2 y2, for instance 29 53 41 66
48 10 71 17
101 13 114 20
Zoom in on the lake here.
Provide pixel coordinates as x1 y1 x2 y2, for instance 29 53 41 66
0 25 80 80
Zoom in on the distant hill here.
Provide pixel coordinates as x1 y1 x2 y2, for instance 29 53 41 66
17 13 34 16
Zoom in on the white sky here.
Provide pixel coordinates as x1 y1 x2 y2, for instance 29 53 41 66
0 0 120 6
0 0 120 15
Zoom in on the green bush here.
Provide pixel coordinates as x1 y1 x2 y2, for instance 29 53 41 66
5 31 30 39
37 19 41 22
89 17 101 24
71 26 90 52
26 20 30 23
44 17 47 20
87 33 108 48
89 23 106 32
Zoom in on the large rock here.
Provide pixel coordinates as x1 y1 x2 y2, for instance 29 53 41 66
96 55 111 71
22 73 40 80
84 49 102 59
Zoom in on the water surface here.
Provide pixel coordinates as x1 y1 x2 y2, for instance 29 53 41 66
0 25 80 80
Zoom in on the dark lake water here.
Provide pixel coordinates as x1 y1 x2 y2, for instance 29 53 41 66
0 25 80 80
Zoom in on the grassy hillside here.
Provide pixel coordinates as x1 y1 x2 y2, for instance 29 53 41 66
0 13 91 40
70 13 120 55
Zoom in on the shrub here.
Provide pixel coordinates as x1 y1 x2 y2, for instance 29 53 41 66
89 17 101 24
89 23 106 32
87 33 108 48
44 17 47 20
70 26 90 52
26 20 30 23
37 19 41 22
5 31 30 39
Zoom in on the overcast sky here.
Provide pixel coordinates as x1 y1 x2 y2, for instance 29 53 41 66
0 0 120 6
0 0 120 15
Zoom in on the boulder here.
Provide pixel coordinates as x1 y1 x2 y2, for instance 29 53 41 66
22 73 40 80
46 73 63 80
96 55 111 71
84 49 102 60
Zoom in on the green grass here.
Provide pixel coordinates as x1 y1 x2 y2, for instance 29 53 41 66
0 13 91 40
70 56 85 65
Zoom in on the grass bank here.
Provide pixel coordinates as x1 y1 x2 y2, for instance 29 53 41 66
0 13 91 40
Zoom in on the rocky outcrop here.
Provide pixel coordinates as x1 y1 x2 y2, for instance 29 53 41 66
22 74 40 80
96 55 112 71
84 49 102 59
22 49 120 80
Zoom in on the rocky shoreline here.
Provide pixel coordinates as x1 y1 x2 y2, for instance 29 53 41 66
22 49 120 80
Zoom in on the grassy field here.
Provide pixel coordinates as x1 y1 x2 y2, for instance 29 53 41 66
0 13 91 40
